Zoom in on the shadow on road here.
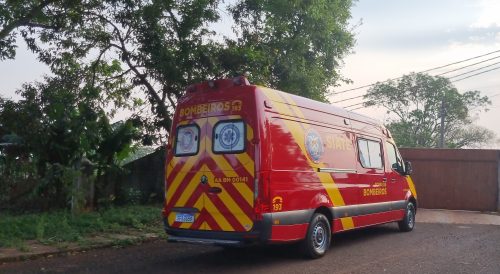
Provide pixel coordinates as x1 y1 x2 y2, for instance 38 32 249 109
155 224 400 272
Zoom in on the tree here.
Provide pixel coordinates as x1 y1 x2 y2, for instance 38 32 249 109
1 0 356 141
225 0 355 102
0 59 140 209
364 72 494 148
1 0 224 141
0 0 104 60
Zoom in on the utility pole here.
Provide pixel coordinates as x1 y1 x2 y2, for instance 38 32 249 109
439 97 446 148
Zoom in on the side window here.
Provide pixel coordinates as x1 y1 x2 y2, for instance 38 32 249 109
358 138 383 169
386 142 403 170
213 120 246 154
174 124 200 156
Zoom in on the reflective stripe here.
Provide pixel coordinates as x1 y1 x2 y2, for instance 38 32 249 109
406 176 418 199
261 88 354 229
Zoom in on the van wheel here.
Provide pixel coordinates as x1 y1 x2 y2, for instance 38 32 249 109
398 202 416 232
301 213 331 259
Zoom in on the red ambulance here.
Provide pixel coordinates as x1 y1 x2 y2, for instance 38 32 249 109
162 76 417 258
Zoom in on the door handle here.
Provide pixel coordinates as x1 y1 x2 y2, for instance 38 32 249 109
390 178 397 183
208 187 222 194
382 178 387 183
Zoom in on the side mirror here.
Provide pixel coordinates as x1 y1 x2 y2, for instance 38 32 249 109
404 161 413 176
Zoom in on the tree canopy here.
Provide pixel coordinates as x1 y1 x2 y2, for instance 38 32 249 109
1 0 355 136
364 72 494 148
1 0 356 209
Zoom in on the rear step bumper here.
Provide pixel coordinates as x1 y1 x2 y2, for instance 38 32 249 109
163 217 271 244
167 235 243 246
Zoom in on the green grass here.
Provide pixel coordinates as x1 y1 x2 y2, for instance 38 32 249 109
0 205 162 249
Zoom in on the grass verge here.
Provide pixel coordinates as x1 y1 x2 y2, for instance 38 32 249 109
0 205 163 250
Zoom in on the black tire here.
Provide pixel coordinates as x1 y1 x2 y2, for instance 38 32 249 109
398 202 416 232
300 213 331 259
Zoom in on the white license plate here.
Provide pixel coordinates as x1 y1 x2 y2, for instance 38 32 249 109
175 213 194 223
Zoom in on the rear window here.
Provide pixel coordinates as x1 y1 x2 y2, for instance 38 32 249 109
174 124 200 156
213 120 246 154
358 138 383 169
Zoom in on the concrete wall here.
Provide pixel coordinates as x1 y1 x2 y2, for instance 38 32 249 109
400 148 500 212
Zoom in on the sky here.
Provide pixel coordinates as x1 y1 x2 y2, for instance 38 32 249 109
1 0 499 147
333 0 500 147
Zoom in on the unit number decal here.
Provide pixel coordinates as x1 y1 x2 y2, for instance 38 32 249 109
272 196 283 211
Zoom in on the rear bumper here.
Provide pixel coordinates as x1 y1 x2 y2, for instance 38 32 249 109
163 217 272 246
167 236 244 246
163 209 315 246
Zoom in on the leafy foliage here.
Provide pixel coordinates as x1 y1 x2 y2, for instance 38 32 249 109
364 73 494 148
1 0 357 210
0 62 141 209
1 0 356 138
225 0 355 102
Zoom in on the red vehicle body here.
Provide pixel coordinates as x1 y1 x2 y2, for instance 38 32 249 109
162 77 417 258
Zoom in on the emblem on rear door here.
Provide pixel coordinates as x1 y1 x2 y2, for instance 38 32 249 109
219 124 241 149
200 175 208 184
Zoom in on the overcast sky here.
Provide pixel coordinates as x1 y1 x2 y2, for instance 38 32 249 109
1 0 499 146
334 0 500 147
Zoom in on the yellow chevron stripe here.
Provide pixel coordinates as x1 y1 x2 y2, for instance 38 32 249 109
180 196 203 229
206 168 253 231
206 117 255 176
174 164 208 207
166 119 207 202
235 152 254 178
340 217 355 230
261 88 354 228
167 212 175 226
406 176 418 199
206 137 254 207
168 194 203 227
166 150 202 202
166 157 178 179
203 193 234 231
246 123 254 141
204 221 211 231
233 183 254 206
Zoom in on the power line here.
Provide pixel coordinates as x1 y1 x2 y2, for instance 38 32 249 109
332 48 500 95
448 61 500 79
348 105 367 111
332 94 364 104
347 88 500 112
451 66 500 83
343 101 364 109
436 55 500 77
333 57 500 104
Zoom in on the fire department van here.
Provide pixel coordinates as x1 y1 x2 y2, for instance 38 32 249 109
163 76 417 258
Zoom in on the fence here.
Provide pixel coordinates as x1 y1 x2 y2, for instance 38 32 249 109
121 148 500 212
400 148 500 212
116 147 166 204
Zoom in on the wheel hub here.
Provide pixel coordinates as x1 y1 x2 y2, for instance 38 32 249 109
408 207 415 228
312 223 327 250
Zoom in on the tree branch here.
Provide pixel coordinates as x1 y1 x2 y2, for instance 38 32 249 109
0 0 56 40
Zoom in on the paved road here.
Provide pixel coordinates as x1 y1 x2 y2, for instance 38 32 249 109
1 223 500 274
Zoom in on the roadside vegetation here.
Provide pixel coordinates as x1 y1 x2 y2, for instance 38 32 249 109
0 0 357 215
0 205 163 250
